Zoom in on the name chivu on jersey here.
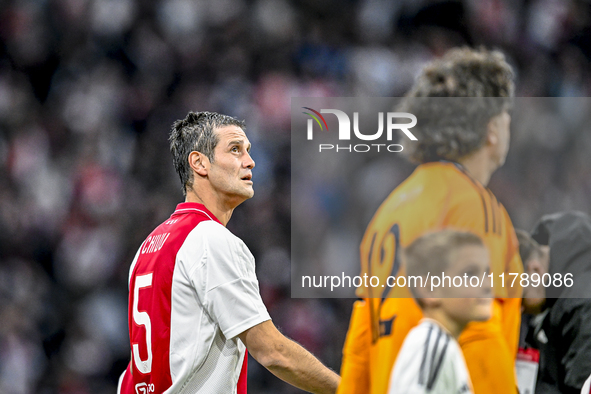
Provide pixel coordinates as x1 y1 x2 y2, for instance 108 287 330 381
118 202 270 394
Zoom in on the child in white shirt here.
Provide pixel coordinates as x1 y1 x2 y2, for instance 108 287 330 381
388 230 493 394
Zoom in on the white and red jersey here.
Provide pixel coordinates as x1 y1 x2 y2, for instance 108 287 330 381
118 202 271 394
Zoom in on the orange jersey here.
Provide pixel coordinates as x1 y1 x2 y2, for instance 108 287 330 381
338 162 523 394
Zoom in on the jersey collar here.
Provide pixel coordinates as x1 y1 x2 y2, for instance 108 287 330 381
439 160 485 188
172 202 222 224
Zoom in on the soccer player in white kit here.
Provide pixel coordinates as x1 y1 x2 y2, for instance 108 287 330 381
388 230 493 394
118 111 340 394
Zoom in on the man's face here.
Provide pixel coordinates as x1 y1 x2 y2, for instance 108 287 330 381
436 244 493 325
206 125 255 207
490 110 511 168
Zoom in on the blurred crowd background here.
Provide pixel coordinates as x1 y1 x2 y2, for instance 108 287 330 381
2 0 591 393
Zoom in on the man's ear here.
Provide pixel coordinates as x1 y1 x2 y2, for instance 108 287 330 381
487 111 510 147
486 116 500 147
188 151 209 177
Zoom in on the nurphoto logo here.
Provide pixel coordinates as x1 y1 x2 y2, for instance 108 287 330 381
302 107 417 153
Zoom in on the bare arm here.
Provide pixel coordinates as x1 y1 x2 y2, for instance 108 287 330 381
238 320 340 394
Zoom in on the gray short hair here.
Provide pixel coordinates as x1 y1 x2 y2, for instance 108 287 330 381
169 111 245 196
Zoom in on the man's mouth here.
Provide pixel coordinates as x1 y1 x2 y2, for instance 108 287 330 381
241 174 252 181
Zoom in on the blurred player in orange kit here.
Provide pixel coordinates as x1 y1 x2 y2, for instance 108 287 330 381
337 47 523 394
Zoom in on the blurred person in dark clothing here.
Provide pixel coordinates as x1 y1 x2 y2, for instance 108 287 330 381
517 211 591 394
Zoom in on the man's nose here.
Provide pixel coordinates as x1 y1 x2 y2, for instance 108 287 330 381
245 152 255 169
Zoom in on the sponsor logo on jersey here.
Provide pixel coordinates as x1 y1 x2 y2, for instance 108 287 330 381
135 382 155 394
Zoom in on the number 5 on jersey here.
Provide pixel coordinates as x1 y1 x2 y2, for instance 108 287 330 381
133 273 153 374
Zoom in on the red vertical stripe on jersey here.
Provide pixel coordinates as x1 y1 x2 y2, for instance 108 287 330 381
122 203 222 394
237 352 248 394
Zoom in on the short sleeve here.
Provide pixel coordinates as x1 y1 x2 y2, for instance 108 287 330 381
188 221 271 339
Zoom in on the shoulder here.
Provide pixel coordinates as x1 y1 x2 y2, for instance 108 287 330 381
385 163 479 211
412 322 453 379
198 219 229 234
177 219 251 263
497 199 513 226
187 220 254 265
186 220 241 246
390 321 456 393
397 321 451 365
415 162 473 188
411 320 451 348
365 163 478 239
367 164 447 225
